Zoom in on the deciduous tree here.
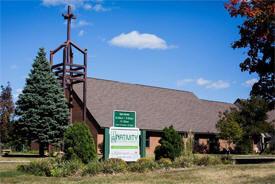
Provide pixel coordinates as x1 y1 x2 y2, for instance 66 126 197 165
0 83 14 150
216 96 274 153
225 0 275 109
216 108 243 154
237 96 274 152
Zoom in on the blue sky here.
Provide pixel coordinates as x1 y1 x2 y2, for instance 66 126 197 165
1 0 258 103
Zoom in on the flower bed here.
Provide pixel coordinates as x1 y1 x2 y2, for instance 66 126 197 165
17 155 232 177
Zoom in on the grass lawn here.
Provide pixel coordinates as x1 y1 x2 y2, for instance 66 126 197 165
0 162 275 184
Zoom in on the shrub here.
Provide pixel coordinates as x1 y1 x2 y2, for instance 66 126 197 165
193 155 222 166
102 158 127 174
184 132 194 156
193 155 209 166
235 137 253 154
64 122 97 163
128 158 159 173
193 143 208 154
17 158 86 177
173 156 193 168
208 156 222 165
98 142 104 155
209 138 220 154
220 155 233 165
17 158 57 176
49 167 63 177
61 159 85 176
136 158 159 172
128 162 142 172
83 160 103 176
154 125 184 161
157 158 172 169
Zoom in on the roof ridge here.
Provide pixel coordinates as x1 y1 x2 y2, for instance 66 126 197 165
200 99 234 105
86 77 198 97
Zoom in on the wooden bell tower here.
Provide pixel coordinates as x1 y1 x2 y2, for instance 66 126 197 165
50 5 87 124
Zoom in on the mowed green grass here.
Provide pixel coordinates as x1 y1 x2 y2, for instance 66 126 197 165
0 162 275 184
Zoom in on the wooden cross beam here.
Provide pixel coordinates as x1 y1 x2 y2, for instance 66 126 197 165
62 5 76 41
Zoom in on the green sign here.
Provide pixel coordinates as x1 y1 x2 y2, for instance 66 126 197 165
113 111 136 128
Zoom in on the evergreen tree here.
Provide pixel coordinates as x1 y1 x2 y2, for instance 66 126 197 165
0 83 14 150
154 125 184 161
15 48 70 156
64 122 97 163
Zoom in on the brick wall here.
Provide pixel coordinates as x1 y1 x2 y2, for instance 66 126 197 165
146 136 160 155
71 91 101 153
97 134 104 155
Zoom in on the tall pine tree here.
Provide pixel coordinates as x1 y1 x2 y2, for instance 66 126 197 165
15 48 69 156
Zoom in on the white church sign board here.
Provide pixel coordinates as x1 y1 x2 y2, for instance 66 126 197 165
109 127 140 162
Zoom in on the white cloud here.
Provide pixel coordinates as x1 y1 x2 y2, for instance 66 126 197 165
78 20 90 26
13 88 23 99
42 0 66 6
92 0 103 2
42 0 88 7
197 78 211 85
242 78 258 87
109 31 171 50
78 30 84 36
92 4 110 11
176 79 194 87
206 80 230 89
84 3 92 10
177 77 230 90
42 0 109 11
16 88 22 93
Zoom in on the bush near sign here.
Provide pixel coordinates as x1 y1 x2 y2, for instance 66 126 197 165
113 111 136 128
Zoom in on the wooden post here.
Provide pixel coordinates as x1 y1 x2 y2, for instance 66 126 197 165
83 53 87 124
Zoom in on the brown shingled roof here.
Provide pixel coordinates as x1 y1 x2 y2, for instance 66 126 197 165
73 77 239 133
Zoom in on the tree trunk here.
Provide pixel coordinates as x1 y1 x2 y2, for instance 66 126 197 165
39 143 45 156
48 144 52 153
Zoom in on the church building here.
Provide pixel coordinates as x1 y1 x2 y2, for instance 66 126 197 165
69 77 275 155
